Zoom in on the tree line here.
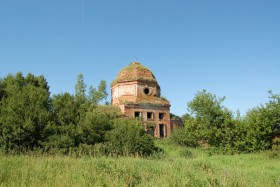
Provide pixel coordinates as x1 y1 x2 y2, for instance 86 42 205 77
171 90 280 154
0 72 279 155
0 72 157 156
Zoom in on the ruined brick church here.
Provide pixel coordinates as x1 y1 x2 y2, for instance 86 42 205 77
111 62 172 138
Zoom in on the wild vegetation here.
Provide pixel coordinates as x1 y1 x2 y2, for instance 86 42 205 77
111 62 157 86
0 72 279 155
0 140 279 187
0 72 280 186
0 72 158 155
171 90 280 154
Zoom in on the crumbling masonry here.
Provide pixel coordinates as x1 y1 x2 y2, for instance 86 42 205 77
111 62 172 137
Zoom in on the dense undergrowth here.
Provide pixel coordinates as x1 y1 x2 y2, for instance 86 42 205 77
0 140 279 187
1 72 280 186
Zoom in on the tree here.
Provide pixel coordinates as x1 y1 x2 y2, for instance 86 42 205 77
75 73 87 104
42 93 79 150
88 80 108 105
51 93 80 126
96 80 108 104
171 116 199 147
172 90 235 150
267 91 280 136
172 90 280 153
188 90 235 147
88 86 98 106
241 91 280 151
0 78 3 101
0 72 50 151
74 73 91 128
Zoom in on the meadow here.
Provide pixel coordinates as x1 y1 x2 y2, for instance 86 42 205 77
0 140 279 187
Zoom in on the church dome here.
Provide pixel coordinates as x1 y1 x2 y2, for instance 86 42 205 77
111 62 157 86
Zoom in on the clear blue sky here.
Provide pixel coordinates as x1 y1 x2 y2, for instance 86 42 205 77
1 0 279 116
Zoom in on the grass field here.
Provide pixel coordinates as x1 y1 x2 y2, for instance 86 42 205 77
0 140 279 187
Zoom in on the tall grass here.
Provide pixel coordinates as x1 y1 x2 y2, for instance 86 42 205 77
0 140 279 186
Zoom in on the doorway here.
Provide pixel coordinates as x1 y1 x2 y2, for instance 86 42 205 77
159 124 165 138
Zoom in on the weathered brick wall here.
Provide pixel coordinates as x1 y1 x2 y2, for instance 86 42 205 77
124 104 171 138
111 82 137 105
112 81 161 106
136 82 161 97
110 62 172 138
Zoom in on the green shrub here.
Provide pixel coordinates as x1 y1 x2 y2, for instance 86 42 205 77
104 118 158 156
171 127 198 147
79 109 113 145
41 134 75 150
272 137 280 151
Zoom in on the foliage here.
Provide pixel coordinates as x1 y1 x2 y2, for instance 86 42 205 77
88 80 108 105
173 90 280 154
241 107 273 151
51 93 80 126
1 70 280 157
0 72 114 153
267 91 280 138
111 62 157 86
96 80 108 104
272 137 280 151
172 90 236 151
42 135 75 152
42 93 79 150
234 91 280 152
0 78 3 101
0 73 50 151
78 108 114 145
171 125 198 147
75 73 87 104
104 118 158 156
88 86 98 105
170 113 181 120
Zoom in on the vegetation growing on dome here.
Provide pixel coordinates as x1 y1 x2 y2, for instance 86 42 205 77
111 62 157 87
122 62 150 72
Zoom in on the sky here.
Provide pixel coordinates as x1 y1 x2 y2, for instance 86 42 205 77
0 0 279 116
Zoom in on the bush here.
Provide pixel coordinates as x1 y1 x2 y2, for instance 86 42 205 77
104 118 158 156
41 134 75 150
171 127 198 147
79 109 113 145
272 137 280 151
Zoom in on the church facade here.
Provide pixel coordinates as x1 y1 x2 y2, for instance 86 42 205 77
111 62 171 138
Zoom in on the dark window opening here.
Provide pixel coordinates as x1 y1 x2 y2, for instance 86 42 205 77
159 113 164 120
160 124 165 138
147 112 153 119
144 88 150 95
135 112 141 118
